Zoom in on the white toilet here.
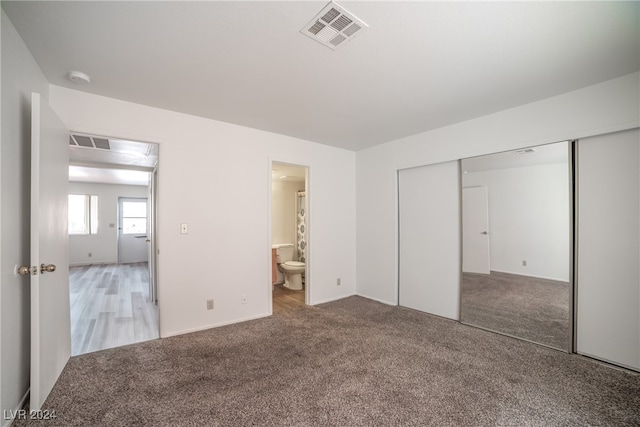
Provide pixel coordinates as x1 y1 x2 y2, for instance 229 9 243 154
273 243 305 290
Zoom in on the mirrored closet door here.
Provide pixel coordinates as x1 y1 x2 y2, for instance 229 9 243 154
459 142 571 351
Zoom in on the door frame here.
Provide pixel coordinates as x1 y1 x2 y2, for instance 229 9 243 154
461 185 491 274
67 132 161 339
148 168 159 304
268 160 310 313
117 196 150 264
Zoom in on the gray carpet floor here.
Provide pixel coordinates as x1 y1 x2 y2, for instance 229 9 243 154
14 296 639 426
461 271 570 350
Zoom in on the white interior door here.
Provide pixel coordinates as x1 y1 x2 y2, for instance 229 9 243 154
118 197 149 263
398 161 461 320
30 92 71 410
462 186 490 274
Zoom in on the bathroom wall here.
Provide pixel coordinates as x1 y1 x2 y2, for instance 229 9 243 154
68 181 148 266
271 179 305 249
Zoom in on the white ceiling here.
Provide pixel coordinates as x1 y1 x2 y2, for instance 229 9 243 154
69 134 158 168
69 165 150 186
462 141 568 173
3 1 638 151
272 163 307 182
68 134 157 185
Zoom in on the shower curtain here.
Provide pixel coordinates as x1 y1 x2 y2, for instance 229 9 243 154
296 191 306 262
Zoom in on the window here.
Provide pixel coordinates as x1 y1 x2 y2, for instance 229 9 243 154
121 200 147 234
68 194 98 235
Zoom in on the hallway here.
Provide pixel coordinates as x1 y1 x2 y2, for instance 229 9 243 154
69 263 159 355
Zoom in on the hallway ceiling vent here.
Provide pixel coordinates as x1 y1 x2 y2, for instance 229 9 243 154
301 1 368 50
70 134 111 150
515 148 537 155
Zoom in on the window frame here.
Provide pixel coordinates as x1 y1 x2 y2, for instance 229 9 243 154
68 194 98 235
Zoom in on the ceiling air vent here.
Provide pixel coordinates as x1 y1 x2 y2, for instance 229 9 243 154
301 1 368 50
515 148 537 155
69 133 111 150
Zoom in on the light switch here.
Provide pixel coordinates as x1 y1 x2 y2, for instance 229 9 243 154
181 223 188 234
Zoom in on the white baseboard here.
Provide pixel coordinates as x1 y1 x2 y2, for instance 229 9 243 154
2 388 29 427
311 292 356 305
69 260 114 267
355 293 397 306
490 269 569 283
160 312 271 339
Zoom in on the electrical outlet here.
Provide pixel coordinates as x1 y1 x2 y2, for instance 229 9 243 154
337 278 341 286
181 223 188 234
206 299 214 310
241 294 247 304
522 260 527 267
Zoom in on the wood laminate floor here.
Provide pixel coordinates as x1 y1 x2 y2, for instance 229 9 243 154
69 263 159 356
273 283 305 314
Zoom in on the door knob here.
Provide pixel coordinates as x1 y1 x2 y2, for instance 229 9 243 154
40 264 56 274
18 265 36 275
481 231 488 235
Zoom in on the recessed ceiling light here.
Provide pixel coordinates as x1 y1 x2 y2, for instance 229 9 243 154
68 70 91 84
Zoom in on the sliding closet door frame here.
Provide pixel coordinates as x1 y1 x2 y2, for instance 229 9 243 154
569 140 577 354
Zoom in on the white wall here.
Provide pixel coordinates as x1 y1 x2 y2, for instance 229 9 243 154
463 162 570 281
271 179 305 248
49 86 357 337
357 72 640 305
0 10 51 424
68 182 148 266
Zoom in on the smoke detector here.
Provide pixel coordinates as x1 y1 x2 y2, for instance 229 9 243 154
301 1 368 50
68 70 91 84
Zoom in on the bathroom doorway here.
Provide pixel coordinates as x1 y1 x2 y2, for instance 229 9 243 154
271 162 308 314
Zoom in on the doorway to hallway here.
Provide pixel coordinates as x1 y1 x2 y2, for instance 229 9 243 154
68 133 160 355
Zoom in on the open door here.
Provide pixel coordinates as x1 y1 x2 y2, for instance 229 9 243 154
27 93 71 410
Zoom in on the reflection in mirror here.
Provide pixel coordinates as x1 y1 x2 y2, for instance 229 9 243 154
460 142 571 350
